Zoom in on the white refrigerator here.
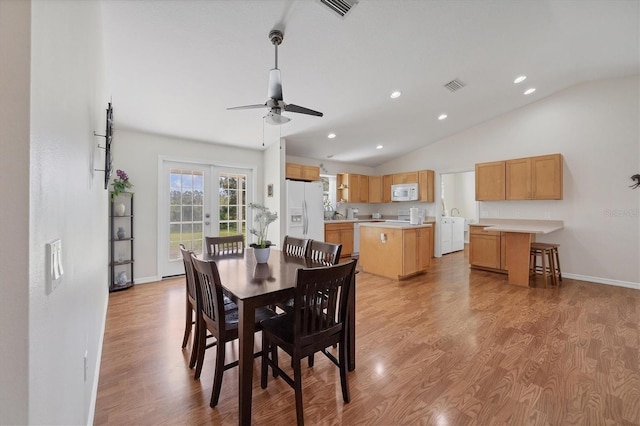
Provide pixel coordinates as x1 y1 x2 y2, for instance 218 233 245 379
286 180 325 241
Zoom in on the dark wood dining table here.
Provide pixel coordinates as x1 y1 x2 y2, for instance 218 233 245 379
202 248 356 425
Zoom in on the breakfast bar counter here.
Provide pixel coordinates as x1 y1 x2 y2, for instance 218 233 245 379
470 219 564 287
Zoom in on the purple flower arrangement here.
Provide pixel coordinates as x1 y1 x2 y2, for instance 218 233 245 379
111 169 133 199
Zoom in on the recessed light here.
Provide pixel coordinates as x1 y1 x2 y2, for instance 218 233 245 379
390 91 402 99
376 145 383 150
524 88 536 95
327 133 336 139
327 154 334 158
438 114 448 120
514 75 527 84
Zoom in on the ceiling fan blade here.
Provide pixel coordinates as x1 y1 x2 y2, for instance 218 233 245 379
268 69 283 101
227 104 266 111
284 104 323 117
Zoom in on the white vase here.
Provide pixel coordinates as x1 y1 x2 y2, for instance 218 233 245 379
114 203 126 216
253 247 270 264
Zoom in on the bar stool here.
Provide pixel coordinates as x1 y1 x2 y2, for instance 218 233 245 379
530 242 562 287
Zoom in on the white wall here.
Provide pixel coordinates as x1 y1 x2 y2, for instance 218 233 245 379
0 0 31 423
263 138 285 246
376 76 640 287
112 129 264 282
442 171 476 219
26 0 107 424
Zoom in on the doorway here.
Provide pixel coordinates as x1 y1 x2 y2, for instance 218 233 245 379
158 160 252 278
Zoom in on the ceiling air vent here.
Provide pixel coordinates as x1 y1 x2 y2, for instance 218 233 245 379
444 79 466 92
319 0 359 18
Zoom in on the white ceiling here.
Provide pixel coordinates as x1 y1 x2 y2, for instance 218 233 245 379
101 0 639 167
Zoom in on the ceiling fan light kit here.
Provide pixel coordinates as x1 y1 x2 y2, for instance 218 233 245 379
227 29 323 126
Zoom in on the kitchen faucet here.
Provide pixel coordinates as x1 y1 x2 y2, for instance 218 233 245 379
451 208 460 216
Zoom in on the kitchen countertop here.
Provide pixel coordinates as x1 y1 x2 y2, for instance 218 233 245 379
359 222 433 229
471 218 564 234
325 216 436 224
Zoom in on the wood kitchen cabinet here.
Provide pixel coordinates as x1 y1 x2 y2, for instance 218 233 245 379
418 170 435 202
324 222 354 259
475 161 506 201
359 224 432 279
506 154 563 200
403 227 432 275
469 226 503 270
285 163 320 182
383 175 393 203
337 173 369 203
392 172 419 185
368 175 383 203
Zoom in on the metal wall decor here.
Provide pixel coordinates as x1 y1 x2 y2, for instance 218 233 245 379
95 102 114 189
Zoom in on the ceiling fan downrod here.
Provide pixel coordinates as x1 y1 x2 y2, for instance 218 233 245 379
269 29 283 69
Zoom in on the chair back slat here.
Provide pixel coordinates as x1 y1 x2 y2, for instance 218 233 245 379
205 235 244 256
179 244 197 300
190 254 228 334
307 241 342 265
283 236 309 258
294 260 357 342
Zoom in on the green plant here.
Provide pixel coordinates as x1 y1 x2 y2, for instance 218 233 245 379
111 169 133 200
248 203 278 248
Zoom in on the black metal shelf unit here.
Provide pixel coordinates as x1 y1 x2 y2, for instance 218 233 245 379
109 193 134 292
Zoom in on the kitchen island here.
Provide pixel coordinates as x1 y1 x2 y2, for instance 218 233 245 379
359 222 433 280
469 219 564 287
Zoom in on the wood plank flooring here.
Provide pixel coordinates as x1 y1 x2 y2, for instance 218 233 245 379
94 248 640 425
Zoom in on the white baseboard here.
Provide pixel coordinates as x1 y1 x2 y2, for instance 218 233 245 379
133 276 161 285
563 273 640 290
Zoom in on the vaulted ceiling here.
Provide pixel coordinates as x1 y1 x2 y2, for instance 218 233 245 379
101 0 639 167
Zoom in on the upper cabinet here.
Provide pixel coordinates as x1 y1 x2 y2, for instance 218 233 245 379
383 175 393 203
418 170 434 202
368 175 383 203
337 173 369 203
338 170 434 203
392 172 419 185
286 163 320 182
476 161 506 201
477 153 563 201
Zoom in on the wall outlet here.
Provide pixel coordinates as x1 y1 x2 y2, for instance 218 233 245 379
46 239 64 294
544 211 551 219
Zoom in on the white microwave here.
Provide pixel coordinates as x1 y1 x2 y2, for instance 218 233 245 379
391 183 419 202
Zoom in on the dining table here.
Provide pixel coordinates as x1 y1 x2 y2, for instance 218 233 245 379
202 248 357 425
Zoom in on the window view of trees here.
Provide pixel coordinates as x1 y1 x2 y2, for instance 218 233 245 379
169 168 204 259
219 173 247 239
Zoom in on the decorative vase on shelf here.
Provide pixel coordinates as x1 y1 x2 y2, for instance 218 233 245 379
116 271 128 286
114 202 126 216
117 227 125 240
253 247 270 264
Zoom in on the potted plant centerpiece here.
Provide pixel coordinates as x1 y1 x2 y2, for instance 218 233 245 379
248 203 278 263
111 169 133 216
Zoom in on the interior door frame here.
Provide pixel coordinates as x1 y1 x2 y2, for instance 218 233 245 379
157 155 258 279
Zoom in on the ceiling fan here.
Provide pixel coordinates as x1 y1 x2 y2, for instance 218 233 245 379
227 29 323 125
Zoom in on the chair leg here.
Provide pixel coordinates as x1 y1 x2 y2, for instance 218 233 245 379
188 310 199 368
541 249 548 288
194 319 206 380
554 247 562 283
261 333 269 389
293 359 304 426
308 354 314 368
271 340 279 378
182 300 192 348
338 340 351 403
210 338 226 407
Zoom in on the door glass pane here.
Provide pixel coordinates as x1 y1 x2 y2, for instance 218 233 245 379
218 172 247 240
168 168 205 260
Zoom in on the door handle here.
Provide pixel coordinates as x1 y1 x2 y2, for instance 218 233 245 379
204 221 210 225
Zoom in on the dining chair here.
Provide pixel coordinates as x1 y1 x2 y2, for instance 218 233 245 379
205 234 245 256
190 254 277 408
180 245 237 372
282 235 309 258
260 259 358 426
306 240 342 266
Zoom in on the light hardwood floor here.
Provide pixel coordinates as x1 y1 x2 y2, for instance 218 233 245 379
94 248 640 425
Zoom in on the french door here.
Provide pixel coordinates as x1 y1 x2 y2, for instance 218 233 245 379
159 160 251 278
